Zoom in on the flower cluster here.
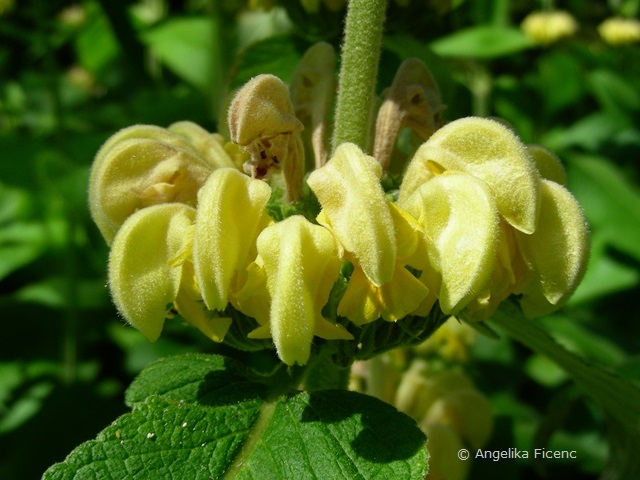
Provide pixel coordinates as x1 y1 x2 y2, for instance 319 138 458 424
89 48 589 366
396 361 492 480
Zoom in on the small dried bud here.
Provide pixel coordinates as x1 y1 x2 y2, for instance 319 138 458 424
228 74 305 201
374 58 445 170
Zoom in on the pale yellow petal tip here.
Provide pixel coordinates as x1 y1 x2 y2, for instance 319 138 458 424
527 144 567 185
314 318 354 340
338 265 429 325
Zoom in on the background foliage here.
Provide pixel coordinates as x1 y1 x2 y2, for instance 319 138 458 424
1 0 639 478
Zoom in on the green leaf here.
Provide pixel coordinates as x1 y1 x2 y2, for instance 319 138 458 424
75 11 120 75
538 315 627 368
44 354 427 480
565 153 640 261
230 34 305 90
535 52 586 115
142 17 215 92
588 69 640 115
429 26 533 59
542 112 634 152
489 301 640 446
569 233 639 305
0 222 47 280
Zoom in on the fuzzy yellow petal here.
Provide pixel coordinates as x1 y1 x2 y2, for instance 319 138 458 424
463 221 527 321
255 216 351 366
89 137 212 244
338 265 429 325
236 260 271 331
307 142 396 286
516 179 590 317
168 121 238 170
401 117 540 234
527 144 567 185
401 172 500 314
193 168 272 311
174 261 232 343
108 203 195 341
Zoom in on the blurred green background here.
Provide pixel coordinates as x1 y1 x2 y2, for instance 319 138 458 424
1 1 639 478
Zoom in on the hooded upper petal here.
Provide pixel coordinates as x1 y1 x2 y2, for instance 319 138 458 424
193 168 272 312
400 117 540 234
516 179 590 317
108 203 196 341
307 142 396 286
400 171 500 314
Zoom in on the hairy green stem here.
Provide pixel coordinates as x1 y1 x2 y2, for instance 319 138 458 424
331 0 388 154
487 301 640 430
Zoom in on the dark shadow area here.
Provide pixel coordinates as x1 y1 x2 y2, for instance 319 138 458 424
300 389 426 463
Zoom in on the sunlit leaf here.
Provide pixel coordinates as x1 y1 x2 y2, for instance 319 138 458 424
142 17 215 92
429 26 533 59
566 153 640 261
44 354 428 480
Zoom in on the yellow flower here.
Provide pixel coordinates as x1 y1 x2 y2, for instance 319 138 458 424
400 171 500 315
598 17 640 45
521 10 578 46
89 122 235 244
192 168 273 312
108 203 231 343
394 361 492 480
239 216 353 366
400 117 540 234
307 143 430 324
515 179 590 317
399 117 589 320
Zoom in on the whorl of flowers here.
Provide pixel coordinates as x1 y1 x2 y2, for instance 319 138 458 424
89 45 589 366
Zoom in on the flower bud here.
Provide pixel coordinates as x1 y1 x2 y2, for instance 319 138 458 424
228 74 305 201
521 10 578 46
374 58 445 170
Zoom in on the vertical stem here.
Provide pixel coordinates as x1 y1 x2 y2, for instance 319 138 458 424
331 0 388 154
